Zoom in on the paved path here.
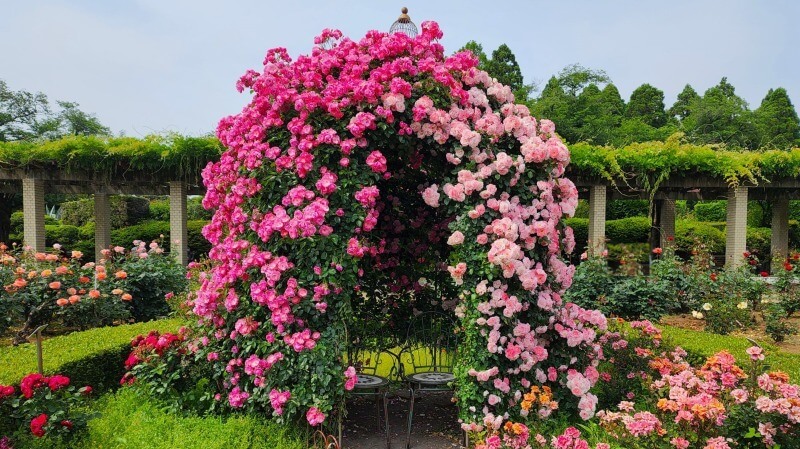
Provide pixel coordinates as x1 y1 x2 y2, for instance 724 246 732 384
341 392 462 449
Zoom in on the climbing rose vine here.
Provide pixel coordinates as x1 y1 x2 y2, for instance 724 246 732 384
193 21 606 430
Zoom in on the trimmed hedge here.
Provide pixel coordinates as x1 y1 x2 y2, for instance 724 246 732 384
111 220 171 248
606 216 651 243
61 196 150 228
0 318 184 390
693 200 766 227
15 388 306 449
662 324 800 381
674 220 725 253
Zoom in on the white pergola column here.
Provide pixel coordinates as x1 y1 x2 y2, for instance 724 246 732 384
771 196 789 270
169 181 188 265
659 199 676 249
94 193 111 261
22 177 46 252
725 187 749 268
588 185 606 255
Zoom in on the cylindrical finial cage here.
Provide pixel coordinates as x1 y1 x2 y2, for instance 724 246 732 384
389 7 418 38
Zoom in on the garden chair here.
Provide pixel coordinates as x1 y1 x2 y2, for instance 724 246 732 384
401 311 459 449
344 327 403 449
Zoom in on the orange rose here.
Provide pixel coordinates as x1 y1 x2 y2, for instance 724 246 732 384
69 295 81 304
40 269 52 277
115 271 127 279
27 271 37 279
49 281 62 290
71 251 83 259
56 298 69 306
78 276 90 284
45 254 59 262
89 290 101 299
121 293 132 301
13 278 28 288
67 288 77 295
112 288 123 295
96 272 107 281
55 266 68 275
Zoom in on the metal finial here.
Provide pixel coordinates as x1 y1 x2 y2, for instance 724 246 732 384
390 7 418 37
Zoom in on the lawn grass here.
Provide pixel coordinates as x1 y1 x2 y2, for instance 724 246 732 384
15 388 307 449
0 318 185 385
661 324 800 380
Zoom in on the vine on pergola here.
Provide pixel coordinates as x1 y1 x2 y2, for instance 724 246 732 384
194 22 607 430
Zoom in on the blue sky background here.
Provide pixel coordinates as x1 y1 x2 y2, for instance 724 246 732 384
2 0 798 136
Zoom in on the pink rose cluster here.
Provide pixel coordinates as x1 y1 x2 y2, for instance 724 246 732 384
195 19 604 429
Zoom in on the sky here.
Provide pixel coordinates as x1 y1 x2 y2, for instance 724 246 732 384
2 0 799 137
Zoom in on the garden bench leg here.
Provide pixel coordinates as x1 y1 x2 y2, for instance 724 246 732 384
406 386 415 449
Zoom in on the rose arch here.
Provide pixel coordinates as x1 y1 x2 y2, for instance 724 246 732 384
193 22 607 433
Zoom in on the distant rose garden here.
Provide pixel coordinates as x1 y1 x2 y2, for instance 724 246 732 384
1 21 800 449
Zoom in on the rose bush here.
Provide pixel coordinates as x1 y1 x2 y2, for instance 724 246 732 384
0 244 131 344
178 22 607 431
0 373 92 443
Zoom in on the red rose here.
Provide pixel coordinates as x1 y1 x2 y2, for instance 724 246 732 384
743 251 751 258
47 375 70 392
30 413 47 437
749 259 757 266
60 420 73 429
785 263 794 272
710 273 718 282
20 373 47 399
0 385 14 399
82 385 93 395
760 271 769 277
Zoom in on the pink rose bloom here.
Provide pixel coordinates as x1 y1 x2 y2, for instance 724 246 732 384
746 346 765 361
703 437 731 449
269 389 291 415
447 231 465 246
344 366 357 391
670 438 690 449
234 317 259 336
306 407 326 426
422 184 440 207
228 386 249 408
365 150 387 173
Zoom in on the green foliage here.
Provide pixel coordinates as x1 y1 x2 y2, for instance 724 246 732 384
563 256 614 313
0 319 184 387
763 302 798 343
669 84 700 121
0 80 51 142
625 83 667 128
605 216 650 243
16 388 306 449
110 221 170 248
691 201 766 227
61 195 158 228
565 218 588 250
700 267 761 335
674 221 727 255
187 197 212 220
149 199 170 221
683 77 759 149
0 134 222 185
607 275 674 321
754 87 800 149
113 242 188 321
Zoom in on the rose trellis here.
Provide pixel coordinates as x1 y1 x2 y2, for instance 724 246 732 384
193 22 607 432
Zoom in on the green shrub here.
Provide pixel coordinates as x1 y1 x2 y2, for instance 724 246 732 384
606 216 651 243
693 200 766 227
607 276 675 321
0 319 184 389
563 257 615 314
573 200 589 219
115 245 188 321
746 227 771 257
693 201 727 222
606 200 649 220
13 388 306 449
44 224 82 247
763 303 798 343
60 196 150 228
675 220 725 253
188 220 211 259
188 197 212 220
565 218 588 251
149 199 170 221
606 243 649 264
111 221 171 249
